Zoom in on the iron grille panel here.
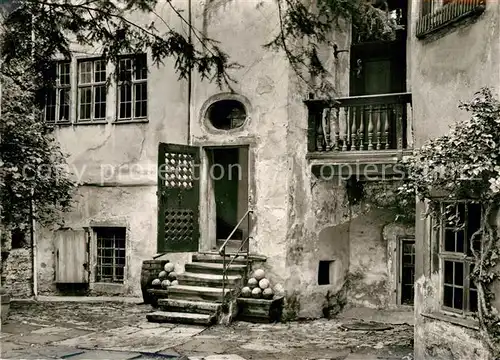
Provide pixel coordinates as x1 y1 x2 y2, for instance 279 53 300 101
164 152 194 189
164 209 195 243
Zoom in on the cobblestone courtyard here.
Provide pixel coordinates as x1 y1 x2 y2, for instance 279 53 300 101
1 300 414 360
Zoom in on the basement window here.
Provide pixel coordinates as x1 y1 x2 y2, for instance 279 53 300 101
318 260 334 285
11 229 28 249
95 227 126 283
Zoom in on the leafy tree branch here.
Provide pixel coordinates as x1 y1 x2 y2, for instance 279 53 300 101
265 0 404 98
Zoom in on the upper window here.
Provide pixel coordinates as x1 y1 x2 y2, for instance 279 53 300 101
41 54 147 125
438 201 481 315
417 0 486 38
43 61 71 123
207 99 247 130
77 58 107 122
117 54 148 121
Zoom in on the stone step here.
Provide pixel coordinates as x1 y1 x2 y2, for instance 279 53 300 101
157 298 221 315
177 272 243 288
198 251 268 262
146 311 215 325
192 253 248 265
168 284 235 302
216 239 247 252
185 262 247 276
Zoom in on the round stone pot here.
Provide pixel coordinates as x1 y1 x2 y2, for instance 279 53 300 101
0 287 10 324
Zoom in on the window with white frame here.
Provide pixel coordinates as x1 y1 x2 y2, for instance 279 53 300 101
77 58 107 122
438 201 481 314
44 61 71 123
117 54 148 120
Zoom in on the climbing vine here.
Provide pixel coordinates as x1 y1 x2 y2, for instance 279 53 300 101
344 177 416 224
396 88 500 356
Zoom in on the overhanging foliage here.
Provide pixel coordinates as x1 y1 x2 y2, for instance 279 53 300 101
266 0 404 97
0 66 76 230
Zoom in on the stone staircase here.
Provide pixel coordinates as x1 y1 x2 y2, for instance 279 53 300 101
146 251 265 326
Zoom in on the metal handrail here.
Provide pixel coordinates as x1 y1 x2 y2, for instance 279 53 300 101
225 237 251 268
218 209 253 256
219 209 253 309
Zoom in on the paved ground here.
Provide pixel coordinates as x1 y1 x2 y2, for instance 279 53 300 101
1 299 414 360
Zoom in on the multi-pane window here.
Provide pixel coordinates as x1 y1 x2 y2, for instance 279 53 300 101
44 61 71 123
78 59 107 121
400 238 416 305
117 54 148 120
95 227 126 283
439 202 481 314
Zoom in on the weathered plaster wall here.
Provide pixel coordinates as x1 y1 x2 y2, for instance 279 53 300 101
410 1 500 357
409 1 500 147
190 0 291 289
35 0 191 295
31 0 418 310
35 0 294 296
414 275 490 360
280 11 416 317
283 168 415 318
37 186 157 296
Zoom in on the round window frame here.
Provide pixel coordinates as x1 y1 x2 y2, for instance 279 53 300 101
200 93 251 134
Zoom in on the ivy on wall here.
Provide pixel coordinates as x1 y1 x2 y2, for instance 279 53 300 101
342 88 500 355
396 88 500 356
344 177 416 225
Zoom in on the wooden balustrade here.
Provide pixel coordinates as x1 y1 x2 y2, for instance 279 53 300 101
306 93 412 153
416 0 485 38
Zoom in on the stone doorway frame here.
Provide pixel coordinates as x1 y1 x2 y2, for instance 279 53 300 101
198 143 256 252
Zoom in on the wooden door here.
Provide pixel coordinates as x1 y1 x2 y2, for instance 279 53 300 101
350 40 406 96
157 143 200 253
54 229 89 283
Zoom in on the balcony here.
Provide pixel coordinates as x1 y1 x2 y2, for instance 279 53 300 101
305 92 413 178
416 0 486 39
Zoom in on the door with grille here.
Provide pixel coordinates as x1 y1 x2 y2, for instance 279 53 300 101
157 143 200 252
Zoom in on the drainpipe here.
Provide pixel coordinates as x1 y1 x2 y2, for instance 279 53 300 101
30 197 37 298
30 13 38 299
187 0 192 145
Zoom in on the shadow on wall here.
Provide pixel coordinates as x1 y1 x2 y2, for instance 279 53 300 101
317 223 350 317
317 223 350 291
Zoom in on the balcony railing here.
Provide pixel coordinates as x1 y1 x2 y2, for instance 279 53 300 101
416 0 486 38
305 93 412 154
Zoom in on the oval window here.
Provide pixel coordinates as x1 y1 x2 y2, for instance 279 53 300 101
207 99 247 130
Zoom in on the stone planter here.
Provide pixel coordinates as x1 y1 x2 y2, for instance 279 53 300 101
0 287 10 324
236 296 284 323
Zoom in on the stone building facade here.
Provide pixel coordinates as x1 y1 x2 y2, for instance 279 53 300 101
410 0 500 359
3 0 500 357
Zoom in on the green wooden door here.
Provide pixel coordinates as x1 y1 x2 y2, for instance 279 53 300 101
157 143 200 253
